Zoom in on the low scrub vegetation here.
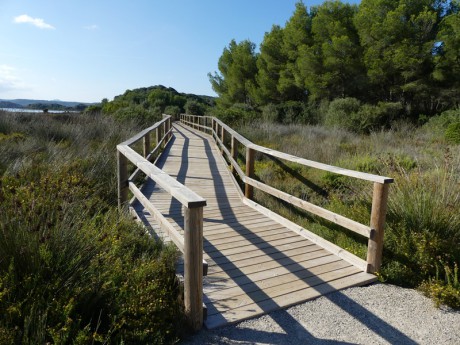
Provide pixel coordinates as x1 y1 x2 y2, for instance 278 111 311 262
0 111 185 344
236 108 460 309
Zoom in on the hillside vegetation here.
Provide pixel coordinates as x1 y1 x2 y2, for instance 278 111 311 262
85 85 215 123
0 111 186 344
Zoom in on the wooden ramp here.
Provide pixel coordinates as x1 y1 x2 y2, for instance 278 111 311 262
132 122 376 329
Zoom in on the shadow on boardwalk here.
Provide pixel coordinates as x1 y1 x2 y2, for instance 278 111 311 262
134 123 419 344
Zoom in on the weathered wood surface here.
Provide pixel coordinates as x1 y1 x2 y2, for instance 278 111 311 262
131 122 376 329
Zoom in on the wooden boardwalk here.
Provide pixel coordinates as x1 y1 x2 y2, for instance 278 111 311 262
132 122 376 329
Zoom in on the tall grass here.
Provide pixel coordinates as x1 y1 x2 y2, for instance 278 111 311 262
237 117 460 308
0 111 185 343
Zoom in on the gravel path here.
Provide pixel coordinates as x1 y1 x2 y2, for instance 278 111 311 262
180 283 460 345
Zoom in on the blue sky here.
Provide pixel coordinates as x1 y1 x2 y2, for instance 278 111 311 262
0 0 360 103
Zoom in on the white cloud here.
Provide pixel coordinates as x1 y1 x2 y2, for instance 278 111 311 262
84 24 99 30
13 14 55 30
0 65 28 92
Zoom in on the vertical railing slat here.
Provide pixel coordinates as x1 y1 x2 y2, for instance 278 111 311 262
245 147 255 199
117 151 129 210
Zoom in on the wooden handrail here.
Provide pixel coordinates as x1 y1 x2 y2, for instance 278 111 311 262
180 114 393 274
117 114 205 330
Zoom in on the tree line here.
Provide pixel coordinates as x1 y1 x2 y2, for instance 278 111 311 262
209 0 460 129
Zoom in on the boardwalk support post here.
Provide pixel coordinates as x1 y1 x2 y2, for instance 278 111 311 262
117 151 129 210
167 117 172 141
231 135 238 174
184 206 204 331
220 125 225 154
156 125 161 148
366 182 390 273
143 132 150 159
245 147 255 199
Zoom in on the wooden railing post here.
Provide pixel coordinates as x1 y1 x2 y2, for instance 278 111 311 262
184 206 204 331
143 131 150 159
231 135 238 173
117 150 129 210
220 125 225 154
167 117 172 141
156 125 161 148
366 182 390 273
245 147 255 199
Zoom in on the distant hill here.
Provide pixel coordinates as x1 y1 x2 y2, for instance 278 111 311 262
1 99 92 108
0 101 23 108
0 99 94 111
93 85 216 120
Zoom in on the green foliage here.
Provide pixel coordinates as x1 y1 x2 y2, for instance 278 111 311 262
278 1 312 101
211 0 460 125
214 103 258 126
424 108 460 140
184 99 207 115
255 25 286 104
0 112 186 343
164 105 181 117
383 163 460 287
209 39 258 108
445 121 460 144
324 97 361 128
101 85 213 123
299 1 365 101
325 98 402 133
419 263 460 308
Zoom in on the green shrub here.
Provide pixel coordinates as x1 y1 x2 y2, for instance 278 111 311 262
261 103 279 123
184 99 206 115
445 122 460 144
214 103 258 126
0 112 186 343
383 165 460 287
325 98 402 134
165 105 181 117
324 97 361 129
424 109 460 139
419 263 460 308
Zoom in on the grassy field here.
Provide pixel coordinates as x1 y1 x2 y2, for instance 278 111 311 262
236 114 460 308
0 111 187 344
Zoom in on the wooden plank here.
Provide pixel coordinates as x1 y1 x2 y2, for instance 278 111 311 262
205 252 342 290
242 197 369 272
206 245 324 275
204 226 289 242
207 262 357 305
203 235 307 257
204 231 300 252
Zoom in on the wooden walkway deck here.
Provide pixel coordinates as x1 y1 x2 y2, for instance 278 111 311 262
132 122 376 329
